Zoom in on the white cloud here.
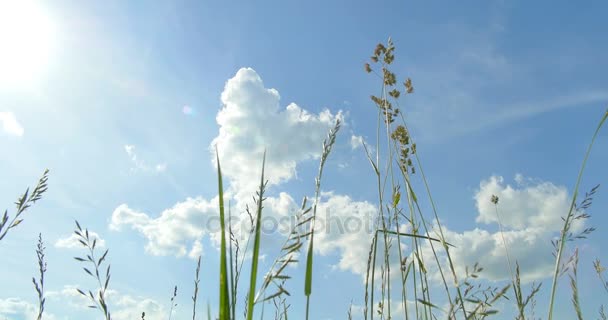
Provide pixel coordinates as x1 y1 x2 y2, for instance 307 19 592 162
0 111 24 137
188 239 204 259
474 175 577 231
109 191 301 259
112 68 345 259
424 226 554 283
0 297 56 320
312 193 377 276
306 174 580 285
419 175 581 283
110 292 165 320
46 286 165 320
55 231 106 249
350 135 364 150
212 67 342 198
110 198 217 257
124 144 167 173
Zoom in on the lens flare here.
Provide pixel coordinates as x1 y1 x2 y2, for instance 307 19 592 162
182 105 195 115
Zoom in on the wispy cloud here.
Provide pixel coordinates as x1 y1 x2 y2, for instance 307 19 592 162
350 135 364 150
124 144 167 173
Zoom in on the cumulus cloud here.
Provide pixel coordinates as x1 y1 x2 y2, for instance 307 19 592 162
305 174 580 285
110 198 217 257
312 193 377 275
109 191 301 259
419 174 580 283
211 67 342 197
46 285 165 320
474 175 576 231
124 144 167 173
0 111 24 137
112 68 345 259
55 231 106 249
110 292 165 320
0 297 57 320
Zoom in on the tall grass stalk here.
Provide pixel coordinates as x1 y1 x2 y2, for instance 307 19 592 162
569 249 583 320
246 151 267 320
228 201 237 320
304 119 341 320
547 108 608 320
32 233 46 320
168 286 178 320
192 256 201 320
0 169 49 242
215 149 231 319
73 220 112 320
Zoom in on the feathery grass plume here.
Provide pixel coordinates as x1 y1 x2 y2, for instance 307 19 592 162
568 249 584 320
364 38 467 320
73 220 111 320
600 305 607 320
246 151 268 320
271 295 289 320
548 108 607 320
512 263 542 320
168 285 178 320
32 233 47 320
0 169 49 242
227 201 237 320
366 38 429 320
304 119 341 320
446 263 510 319
231 200 256 319
594 259 608 294
215 148 231 319
255 197 311 303
192 256 201 320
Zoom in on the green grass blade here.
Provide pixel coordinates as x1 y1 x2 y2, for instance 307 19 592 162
216 149 231 319
246 151 267 320
304 120 341 320
228 201 236 320
547 108 607 320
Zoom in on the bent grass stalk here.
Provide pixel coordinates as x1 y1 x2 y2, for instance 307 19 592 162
73 220 112 320
0 169 49 242
547 108 607 320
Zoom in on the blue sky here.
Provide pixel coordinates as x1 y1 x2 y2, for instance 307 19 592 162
1 0 608 319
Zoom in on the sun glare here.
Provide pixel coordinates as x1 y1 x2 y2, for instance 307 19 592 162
0 1 55 88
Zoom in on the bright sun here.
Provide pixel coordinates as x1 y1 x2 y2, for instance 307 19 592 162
0 1 55 87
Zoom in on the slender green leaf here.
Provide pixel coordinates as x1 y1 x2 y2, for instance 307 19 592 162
246 151 266 320
216 149 231 320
